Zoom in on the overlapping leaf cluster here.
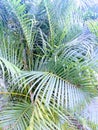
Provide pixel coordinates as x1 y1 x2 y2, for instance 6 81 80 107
0 0 98 129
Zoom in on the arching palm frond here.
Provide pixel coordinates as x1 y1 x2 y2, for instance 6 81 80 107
0 98 77 130
43 0 81 46
5 0 36 48
0 36 23 69
0 0 98 129
0 34 23 78
27 101 77 130
54 35 98 93
42 0 95 47
0 101 32 130
0 57 20 79
14 68 89 112
12 34 98 113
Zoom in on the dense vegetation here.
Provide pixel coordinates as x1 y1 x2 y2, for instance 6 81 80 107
0 0 98 129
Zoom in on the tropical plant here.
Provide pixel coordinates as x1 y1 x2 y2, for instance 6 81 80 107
87 20 98 38
0 0 98 130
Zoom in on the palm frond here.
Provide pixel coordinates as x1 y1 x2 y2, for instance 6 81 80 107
0 35 23 69
0 101 32 130
0 35 22 78
0 57 20 79
14 70 90 112
0 0 98 129
5 0 36 48
87 20 98 38
43 0 76 46
27 101 77 130
0 99 77 130
13 35 98 111
43 0 92 47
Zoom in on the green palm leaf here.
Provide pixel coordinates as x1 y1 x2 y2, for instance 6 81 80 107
87 20 98 38
0 0 98 129
27 101 77 130
0 101 32 130
0 57 20 78
14 70 89 111
5 0 36 48
0 99 77 130
0 35 23 69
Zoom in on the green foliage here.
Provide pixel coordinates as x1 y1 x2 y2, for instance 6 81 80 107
0 0 98 130
83 10 97 21
0 101 32 130
87 20 98 38
6 0 36 48
26 101 76 130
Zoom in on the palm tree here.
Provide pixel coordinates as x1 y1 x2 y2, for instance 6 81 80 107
0 0 98 129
